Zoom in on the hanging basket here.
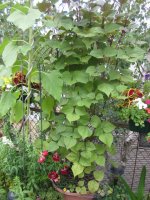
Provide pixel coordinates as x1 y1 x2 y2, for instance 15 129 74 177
52 182 94 200
128 119 150 134
128 119 150 147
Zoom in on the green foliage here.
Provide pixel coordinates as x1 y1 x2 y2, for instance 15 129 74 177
40 187 63 200
10 176 33 200
7 8 41 32
119 166 147 200
0 0 149 195
120 106 149 127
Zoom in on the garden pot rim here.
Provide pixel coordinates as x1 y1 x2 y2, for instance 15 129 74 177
52 181 94 198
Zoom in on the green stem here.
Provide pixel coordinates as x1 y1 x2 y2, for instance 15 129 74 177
27 0 33 138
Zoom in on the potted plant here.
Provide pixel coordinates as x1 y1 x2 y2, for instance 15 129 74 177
32 1 147 199
0 0 148 199
120 87 150 145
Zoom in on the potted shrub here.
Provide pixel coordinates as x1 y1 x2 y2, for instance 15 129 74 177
0 0 148 199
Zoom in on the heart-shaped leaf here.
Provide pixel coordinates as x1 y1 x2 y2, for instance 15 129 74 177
7 8 41 32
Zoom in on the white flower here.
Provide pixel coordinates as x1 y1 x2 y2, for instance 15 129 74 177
1 136 14 148
133 98 148 109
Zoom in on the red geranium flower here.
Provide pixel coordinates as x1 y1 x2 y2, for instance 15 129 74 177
60 166 69 175
48 171 59 182
42 150 48 157
37 156 46 163
52 152 60 162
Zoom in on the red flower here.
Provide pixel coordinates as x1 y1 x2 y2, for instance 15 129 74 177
145 99 150 105
52 152 60 162
128 89 135 96
42 150 48 157
126 88 143 98
13 72 26 85
48 171 59 182
38 156 46 163
145 108 150 114
136 89 143 98
60 166 69 175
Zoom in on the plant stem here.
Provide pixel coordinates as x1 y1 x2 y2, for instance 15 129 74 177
27 0 33 139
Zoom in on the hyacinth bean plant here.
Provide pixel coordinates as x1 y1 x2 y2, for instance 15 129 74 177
0 0 149 196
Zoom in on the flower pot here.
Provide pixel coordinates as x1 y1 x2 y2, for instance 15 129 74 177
53 183 94 200
129 119 150 134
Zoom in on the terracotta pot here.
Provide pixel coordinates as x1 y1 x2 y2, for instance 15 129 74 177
53 183 94 200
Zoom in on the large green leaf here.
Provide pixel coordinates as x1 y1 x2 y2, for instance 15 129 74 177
95 155 105 166
10 100 24 123
72 163 84 177
66 113 80 122
91 115 101 128
93 171 104 181
7 8 41 31
81 150 92 159
104 23 122 33
78 126 93 139
98 83 114 96
42 121 50 131
74 27 104 38
42 96 54 115
102 121 116 133
90 49 103 58
73 71 89 84
99 133 113 147
103 47 117 57
109 70 121 80
2 42 19 67
0 92 16 117
66 152 79 162
47 141 59 152
88 180 99 193
79 157 91 166
64 137 77 149
42 71 63 101
86 65 105 76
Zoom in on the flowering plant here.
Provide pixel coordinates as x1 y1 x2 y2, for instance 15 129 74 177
37 151 71 186
120 88 150 139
